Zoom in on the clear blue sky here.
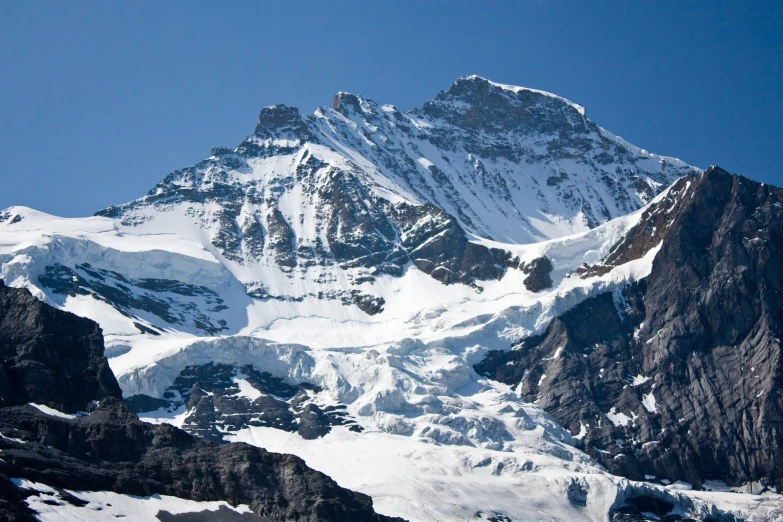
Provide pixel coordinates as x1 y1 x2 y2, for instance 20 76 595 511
1 1 781 217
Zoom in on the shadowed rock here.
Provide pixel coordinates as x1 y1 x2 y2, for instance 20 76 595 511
521 256 553 292
477 167 783 490
0 280 121 412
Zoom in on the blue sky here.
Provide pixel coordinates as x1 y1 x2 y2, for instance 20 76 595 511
1 1 781 216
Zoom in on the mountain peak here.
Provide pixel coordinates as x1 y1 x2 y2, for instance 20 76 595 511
333 91 361 110
333 91 377 116
444 75 586 117
254 104 308 138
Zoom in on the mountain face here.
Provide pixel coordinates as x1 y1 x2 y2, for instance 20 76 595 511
92 75 696 311
476 167 783 490
2 77 781 522
0 281 399 522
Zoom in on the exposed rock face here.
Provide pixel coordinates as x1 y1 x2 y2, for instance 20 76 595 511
520 256 553 292
0 280 121 412
413 76 693 230
0 282 401 522
254 104 311 141
476 167 783 490
390 202 513 286
126 362 361 442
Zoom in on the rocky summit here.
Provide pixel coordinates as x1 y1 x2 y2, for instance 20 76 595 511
1 78 782 522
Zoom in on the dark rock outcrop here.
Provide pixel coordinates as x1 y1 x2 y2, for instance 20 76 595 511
333 92 364 115
520 256 553 292
0 400 399 522
390 203 512 286
0 282 401 522
0 280 121 412
577 175 697 278
266 207 298 269
253 104 311 141
127 362 361 442
476 167 783 490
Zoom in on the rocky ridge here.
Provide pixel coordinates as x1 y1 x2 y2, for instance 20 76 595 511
87 75 696 318
476 167 783 491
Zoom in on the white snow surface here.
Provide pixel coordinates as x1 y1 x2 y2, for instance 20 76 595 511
318 78 694 244
13 479 254 521
28 403 77 419
606 408 632 428
642 391 658 413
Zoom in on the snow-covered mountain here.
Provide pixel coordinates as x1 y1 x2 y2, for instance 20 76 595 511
6 77 782 521
90 75 696 309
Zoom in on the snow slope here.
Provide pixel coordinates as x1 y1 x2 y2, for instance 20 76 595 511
13 479 256 521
